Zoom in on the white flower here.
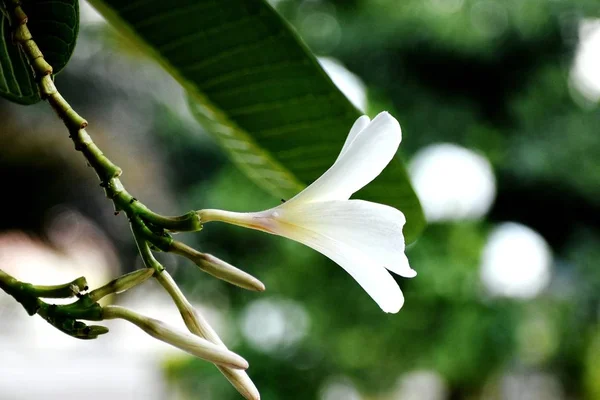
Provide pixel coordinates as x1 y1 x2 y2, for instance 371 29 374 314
199 112 416 313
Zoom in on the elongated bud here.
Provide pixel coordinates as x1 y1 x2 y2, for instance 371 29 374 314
170 241 265 292
219 368 261 400
202 253 265 292
88 268 154 302
155 271 260 400
103 306 248 369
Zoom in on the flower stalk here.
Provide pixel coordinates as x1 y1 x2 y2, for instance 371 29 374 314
132 229 261 399
156 271 260 400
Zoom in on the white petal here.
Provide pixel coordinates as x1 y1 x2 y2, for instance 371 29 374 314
198 204 408 312
272 222 404 313
288 111 402 203
276 200 416 278
337 115 370 161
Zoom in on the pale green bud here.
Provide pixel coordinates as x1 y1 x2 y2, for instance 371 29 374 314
104 306 248 369
171 241 265 292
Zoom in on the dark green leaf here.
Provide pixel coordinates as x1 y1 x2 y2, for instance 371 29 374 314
0 0 79 105
87 0 426 241
0 14 39 104
23 0 79 74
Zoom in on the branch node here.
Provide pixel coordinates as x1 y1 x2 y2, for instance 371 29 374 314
13 7 27 25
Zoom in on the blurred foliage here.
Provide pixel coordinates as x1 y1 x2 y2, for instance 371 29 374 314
1 0 600 399
160 0 600 398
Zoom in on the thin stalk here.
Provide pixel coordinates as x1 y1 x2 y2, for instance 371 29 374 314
156 271 260 400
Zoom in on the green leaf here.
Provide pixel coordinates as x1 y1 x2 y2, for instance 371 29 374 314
0 0 79 105
22 0 79 74
0 13 39 104
87 0 426 242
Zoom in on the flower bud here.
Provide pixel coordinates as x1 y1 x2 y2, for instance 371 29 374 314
171 241 265 292
104 306 248 369
156 271 260 399
88 268 154 302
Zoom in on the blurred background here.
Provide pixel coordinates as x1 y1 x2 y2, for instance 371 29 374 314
1 0 599 399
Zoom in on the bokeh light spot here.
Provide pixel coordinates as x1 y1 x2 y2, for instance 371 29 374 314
319 377 362 400
240 298 309 353
480 222 552 299
409 143 496 222
470 1 509 39
394 370 448 400
318 57 368 112
299 11 341 53
427 0 465 14
570 19 600 103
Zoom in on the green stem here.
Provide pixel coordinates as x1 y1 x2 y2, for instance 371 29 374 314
0 269 87 304
155 270 260 399
0 2 175 339
0 268 108 339
130 215 173 252
140 210 203 233
131 224 165 272
6 0 202 234
0 268 42 315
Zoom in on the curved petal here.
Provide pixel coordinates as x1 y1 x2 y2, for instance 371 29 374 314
197 205 408 312
288 111 402 204
337 115 370 161
273 222 404 313
276 200 416 278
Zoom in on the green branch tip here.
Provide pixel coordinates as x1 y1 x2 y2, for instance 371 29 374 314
30 276 89 298
0 268 108 339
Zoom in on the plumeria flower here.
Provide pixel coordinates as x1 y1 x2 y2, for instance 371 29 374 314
199 112 416 313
